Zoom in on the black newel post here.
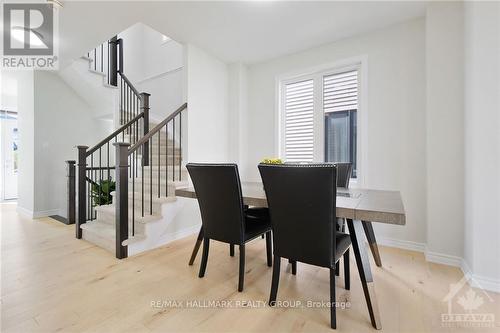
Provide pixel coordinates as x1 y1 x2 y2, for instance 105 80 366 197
114 142 130 259
66 160 76 225
117 38 124 74
109 36 118 86
76 146 88 238
141 92 150 166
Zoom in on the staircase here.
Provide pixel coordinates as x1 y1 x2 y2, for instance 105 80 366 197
80 129 188 256
67 35 189 258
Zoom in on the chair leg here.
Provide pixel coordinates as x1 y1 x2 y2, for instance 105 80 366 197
269 255 281 306
265 231 272 267
344 249 350 290
230 244 235 257
335 261 340 276
238 244 245 292
261 234 265 239
198 237 210 278
330 268 337 329
188 226 204 265
291 260 297 275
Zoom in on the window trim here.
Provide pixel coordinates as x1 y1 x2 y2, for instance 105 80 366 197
275 56 368 186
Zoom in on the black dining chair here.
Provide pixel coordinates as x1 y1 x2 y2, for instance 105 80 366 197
258 163 351 329
333 162 352 275
186 163 272 292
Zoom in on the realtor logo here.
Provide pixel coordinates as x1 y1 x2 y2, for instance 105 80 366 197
441 275 495 328
2 2 58 69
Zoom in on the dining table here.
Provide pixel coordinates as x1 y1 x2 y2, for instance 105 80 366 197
176 182 406 330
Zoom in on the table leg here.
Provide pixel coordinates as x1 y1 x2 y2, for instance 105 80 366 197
188 226 204 266
362 221 382 267
347 219 382 330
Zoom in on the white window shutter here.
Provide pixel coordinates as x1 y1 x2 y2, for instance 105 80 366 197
323 70 358 113
284 79 314 162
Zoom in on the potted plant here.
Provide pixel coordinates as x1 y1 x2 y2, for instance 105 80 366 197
91 179 116 206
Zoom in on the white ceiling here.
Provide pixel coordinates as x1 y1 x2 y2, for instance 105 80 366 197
58 1 427 66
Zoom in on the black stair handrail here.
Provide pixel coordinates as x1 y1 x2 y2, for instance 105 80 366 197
129 103 187 154
86 111 144 156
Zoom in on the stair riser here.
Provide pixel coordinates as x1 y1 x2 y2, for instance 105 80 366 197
126 185 177 197
123 134 175 145
95 208 155 229
139 158 182 166
82 229 115 253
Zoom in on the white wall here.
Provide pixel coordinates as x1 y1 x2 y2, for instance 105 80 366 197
32 71 111 217
185 44 230 163
228 63 248 165
425 2 464 261
119 23 184 121
243 19 427 246
464 1 500 290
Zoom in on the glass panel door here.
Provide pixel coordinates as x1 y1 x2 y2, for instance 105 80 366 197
324 110 357 178
1 113 18 200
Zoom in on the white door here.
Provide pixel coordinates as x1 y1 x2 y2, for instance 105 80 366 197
1 116 18 200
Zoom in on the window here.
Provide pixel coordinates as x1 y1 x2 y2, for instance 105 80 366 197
323 70 358 178
280 66 359 178
283 79 314 162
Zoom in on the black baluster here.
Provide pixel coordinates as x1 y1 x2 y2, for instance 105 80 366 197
165 124 168 197
90 153 94 220
141 141 144 217
100 43 103 73
179 112 182 181
99 148 102 209
172 118 175 182
150 139 152 215
107 142 110 181
126 86 129 133
132 146 135 237
158 132 160 198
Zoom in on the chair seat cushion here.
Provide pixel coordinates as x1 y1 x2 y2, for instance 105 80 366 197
334 232 351 262
245 207 270 221
244 213 271 241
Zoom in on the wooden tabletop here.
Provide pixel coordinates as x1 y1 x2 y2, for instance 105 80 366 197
175 182 406 225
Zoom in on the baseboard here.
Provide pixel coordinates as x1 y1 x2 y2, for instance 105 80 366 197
424 249 463 267
16 206 34 218
460 259 500 293
16 207 63 219
166 224 201 240
33 209 62 219
376 237 426 252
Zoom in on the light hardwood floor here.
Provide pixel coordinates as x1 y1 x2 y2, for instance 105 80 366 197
1 202 499 333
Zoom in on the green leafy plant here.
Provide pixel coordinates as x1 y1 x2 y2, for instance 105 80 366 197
91 179 116 206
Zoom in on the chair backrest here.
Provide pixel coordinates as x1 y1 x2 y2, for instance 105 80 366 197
334 162 352 188
258 163 337 268
186 163 245 244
